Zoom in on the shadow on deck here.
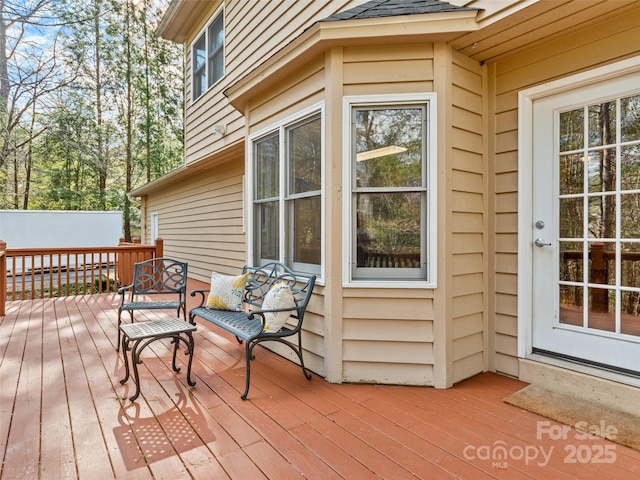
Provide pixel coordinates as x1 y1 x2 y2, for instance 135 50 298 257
1 288 639 479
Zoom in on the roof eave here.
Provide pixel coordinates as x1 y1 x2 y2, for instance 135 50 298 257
224 10 479 112
156 0 214 43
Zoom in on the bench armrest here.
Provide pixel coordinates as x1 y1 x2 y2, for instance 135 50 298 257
247 305 300 331
190 289 210 308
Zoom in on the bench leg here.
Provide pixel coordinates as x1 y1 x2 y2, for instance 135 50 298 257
242 341 254 400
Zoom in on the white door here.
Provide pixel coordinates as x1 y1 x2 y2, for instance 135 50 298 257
531 71 640 373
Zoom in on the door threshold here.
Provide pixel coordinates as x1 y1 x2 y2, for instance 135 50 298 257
526 352 640 389
533 348 640 380
520 356 640 416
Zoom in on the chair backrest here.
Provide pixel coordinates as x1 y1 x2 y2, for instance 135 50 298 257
132 258 188 295
242 262 316 319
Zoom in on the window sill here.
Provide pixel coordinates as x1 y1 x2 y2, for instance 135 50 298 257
342 280 436 289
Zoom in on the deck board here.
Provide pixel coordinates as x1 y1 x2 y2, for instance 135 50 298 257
1 291 640 479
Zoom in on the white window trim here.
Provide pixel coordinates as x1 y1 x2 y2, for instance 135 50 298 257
517 55 640 359
246 102 325 281
190 6 224 102
342 93 438 289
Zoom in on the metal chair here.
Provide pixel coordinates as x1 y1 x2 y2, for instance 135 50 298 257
116 257 188 350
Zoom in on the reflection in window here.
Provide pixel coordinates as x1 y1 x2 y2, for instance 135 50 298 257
557 93 640 336
352 104 428 281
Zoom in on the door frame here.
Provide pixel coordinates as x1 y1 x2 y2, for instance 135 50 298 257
517 55 640 360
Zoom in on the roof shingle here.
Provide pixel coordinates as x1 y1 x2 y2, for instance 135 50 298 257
321 0 477 22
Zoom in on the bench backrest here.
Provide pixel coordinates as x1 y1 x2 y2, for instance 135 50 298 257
242 262 316 322
131 257 188 296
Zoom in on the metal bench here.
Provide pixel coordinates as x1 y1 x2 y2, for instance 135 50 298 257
189 262 316 400
116 257 188 351
119 318 197 402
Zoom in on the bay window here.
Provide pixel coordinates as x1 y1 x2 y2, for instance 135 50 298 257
251 110 323 275
345 94 437 285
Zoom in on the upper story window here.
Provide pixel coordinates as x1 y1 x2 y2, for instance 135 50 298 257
192 9 224 102
250 107 323 276
344 94 437 286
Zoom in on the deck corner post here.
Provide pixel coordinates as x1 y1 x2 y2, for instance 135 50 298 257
0 239 6 316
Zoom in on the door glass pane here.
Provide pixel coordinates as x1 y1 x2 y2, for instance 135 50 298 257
559 153 583 194
588 287 615 332
559 108 583 152
620 144 640 191
559 284 583 326
588 242 615 285
559 197 583 238
559 241 583 282
356 192 421 268
588 195 616 239
588 101 616 147
621 242 640 288
621 290 640 336
587 149 616 193
354 108 423 188
620 193 640 238
621 94 640 142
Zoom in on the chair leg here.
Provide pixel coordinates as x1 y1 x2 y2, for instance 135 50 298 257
116 310 122 352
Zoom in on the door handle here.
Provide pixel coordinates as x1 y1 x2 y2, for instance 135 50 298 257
534 238 552 247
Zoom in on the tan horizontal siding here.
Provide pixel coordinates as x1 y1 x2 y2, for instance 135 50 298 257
145 160 246 281
343 362 434 385
450 50 486 384
183 0 366 165
342 43 435 95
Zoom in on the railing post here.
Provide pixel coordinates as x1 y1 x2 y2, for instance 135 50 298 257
0 240 6 316
154 238 164 258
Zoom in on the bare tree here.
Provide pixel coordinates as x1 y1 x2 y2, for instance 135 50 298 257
0 0 64 171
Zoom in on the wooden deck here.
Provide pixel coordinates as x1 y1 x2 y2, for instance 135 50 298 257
2 287 640 479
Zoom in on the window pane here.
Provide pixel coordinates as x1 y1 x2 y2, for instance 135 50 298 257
355 107 423 188
559 108 584 152
192 34 206 99
255 201 279 261
288 116 321 194
292 196 321 265
255 134 279 200
356 192 421 268
208 12 224 86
